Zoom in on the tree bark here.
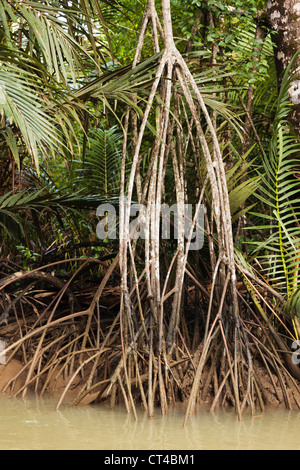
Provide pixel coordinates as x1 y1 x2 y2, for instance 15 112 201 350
266 0 300 136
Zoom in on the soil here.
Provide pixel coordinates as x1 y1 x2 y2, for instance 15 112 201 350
0 358 100 405
1 356 300 411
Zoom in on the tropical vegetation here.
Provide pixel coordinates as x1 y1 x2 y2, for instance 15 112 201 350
0 0 300 423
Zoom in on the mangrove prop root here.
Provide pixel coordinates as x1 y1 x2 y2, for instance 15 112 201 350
1 0 300 422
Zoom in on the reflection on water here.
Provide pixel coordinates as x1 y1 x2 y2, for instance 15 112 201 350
0 393 299 450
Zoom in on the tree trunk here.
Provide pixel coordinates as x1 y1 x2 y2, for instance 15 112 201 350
266 0 300 136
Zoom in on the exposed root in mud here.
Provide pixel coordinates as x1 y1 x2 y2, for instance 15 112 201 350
1 255 300 425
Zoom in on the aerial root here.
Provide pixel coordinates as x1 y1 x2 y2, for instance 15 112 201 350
1 257 300 423
1 0 300 418
1 298 300 421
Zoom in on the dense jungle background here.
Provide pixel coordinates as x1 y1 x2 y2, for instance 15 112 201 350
0 0 300 424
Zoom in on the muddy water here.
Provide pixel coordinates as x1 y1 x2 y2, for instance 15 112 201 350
0 394 299 450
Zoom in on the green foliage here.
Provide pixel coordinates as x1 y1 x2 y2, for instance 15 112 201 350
0 65 61 171
75 126 123 197
0 0 298 317
249 52 300 302
0 0 114 175
224 24 274 86
15 245 41 267
227 150 260 222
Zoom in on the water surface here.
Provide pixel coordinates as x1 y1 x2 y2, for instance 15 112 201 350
0 394 299 450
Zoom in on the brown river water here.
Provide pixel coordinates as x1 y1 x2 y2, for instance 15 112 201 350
0 393 299 450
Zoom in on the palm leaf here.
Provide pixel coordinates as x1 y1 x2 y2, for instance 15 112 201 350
75 126 123 197
250 51 300 298
0 0 107 83
0 65 62 170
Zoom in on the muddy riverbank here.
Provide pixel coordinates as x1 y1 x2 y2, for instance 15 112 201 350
1 355 300 412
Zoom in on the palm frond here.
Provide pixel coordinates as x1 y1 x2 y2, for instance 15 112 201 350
0 65 61 170
75 126 123 197
0 0 107 82
250 51 300 298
